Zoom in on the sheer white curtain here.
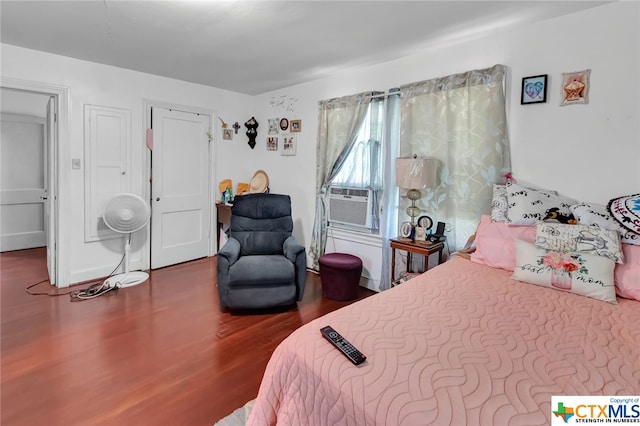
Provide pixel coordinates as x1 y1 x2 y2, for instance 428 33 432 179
399 64 511 251
378 89 401 290
309 91 380 269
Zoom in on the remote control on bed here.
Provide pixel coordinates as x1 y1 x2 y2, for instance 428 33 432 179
320 326 366 365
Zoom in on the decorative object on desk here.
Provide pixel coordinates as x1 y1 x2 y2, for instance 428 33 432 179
248 170 270 193
268 118 279 134
244 117 258 149
236 182 249 196
417 215 433 232
279 117 289 131
395 156 438 241
520 74 547 104
232 121 241 134
414 226 427 241
428 221 446 242
290 119 301 132
400 221 412 238
560 69 590 106
267 136 278 151
219 179 232 200
281 134 296 156
222 128 233 140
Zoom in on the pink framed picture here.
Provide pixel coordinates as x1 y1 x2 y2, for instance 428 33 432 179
560 69 590 106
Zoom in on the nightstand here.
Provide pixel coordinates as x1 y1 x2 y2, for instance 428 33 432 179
390 237 445 283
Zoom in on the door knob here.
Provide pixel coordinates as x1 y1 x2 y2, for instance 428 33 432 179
156 197 160 201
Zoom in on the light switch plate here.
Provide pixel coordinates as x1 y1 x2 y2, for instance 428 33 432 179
72 158 81 169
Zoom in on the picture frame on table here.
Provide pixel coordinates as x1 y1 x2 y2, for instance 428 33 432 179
521 74 548 104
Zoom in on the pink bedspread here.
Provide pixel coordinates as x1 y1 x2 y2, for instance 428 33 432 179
247 258 640 425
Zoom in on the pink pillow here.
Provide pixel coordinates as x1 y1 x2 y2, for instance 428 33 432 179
615 244 640 301
471 215 536 271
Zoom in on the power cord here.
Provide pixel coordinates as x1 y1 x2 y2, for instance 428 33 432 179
25 245 128 301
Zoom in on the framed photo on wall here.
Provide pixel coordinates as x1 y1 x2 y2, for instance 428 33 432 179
290 119 301 132
267 136 278 151
521 74 548 104
281 134 296 156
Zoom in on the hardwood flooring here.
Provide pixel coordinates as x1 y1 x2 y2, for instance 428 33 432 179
1 248 375 425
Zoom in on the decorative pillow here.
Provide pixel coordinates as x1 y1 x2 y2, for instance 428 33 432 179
470 215 536 271
535 222 624 264
614 244 640 301
491 184 558 223
512 240 617 304
608 194 640 235
570 202 640 246
490 185 509 222
505 182 577 226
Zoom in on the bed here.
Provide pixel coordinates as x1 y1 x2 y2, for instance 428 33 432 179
247 196 640 425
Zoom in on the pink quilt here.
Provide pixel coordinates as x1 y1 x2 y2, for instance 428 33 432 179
247 258 640 425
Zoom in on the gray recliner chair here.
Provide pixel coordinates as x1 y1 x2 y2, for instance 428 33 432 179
216 193 307 310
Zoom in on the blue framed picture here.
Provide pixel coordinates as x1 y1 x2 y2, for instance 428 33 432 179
521 74 548 104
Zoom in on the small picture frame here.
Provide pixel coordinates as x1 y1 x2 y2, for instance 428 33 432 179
267 136 278 151
268 118 279 134
560 69 590 106
279 118 289 131
290 119 301 133
281 134 296 156
521 74 547 104
414 226 427 241
222 128 233 140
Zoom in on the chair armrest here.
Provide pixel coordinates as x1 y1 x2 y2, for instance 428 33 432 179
283 235 305 262
218 237 240 267
284 235 307 300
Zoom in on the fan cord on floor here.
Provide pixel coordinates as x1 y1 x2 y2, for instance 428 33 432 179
26 240 128 301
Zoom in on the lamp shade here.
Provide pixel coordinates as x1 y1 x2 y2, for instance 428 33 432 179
395 157 438 189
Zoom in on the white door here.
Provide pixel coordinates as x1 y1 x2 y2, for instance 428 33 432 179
45 97 56 283
0 113 47 252
150 107 210 269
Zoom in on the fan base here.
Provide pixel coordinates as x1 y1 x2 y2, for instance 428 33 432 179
105 271 149 289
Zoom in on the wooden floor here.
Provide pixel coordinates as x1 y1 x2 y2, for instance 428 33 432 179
1 248 375 426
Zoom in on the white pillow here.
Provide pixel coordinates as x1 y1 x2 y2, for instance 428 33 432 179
505 182 576 226
512 240 617 304
570 202 640 246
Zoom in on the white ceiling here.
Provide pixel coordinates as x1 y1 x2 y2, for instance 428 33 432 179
1 1 610 95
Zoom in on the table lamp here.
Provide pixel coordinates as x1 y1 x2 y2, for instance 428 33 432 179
395 156 438 240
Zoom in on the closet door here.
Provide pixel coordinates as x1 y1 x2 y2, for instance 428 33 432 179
150 107 210 269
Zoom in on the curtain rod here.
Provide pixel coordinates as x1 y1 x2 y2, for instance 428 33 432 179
370 89 401 99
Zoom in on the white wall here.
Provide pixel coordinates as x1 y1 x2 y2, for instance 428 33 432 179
1 45 252 286
1 2 637 288
251 2 639 290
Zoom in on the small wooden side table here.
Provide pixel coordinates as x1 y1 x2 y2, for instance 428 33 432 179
390 237 445 283
215 203 232 247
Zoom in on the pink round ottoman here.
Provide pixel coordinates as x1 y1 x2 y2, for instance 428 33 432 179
319 253 363 301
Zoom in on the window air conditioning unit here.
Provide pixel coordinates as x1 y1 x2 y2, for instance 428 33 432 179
328 187 373 229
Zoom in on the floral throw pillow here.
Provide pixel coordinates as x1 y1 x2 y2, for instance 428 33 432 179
570 202 640 246
512 240 617 304
535 222 624 264
505 182 576 226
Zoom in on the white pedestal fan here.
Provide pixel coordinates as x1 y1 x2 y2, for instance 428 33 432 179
102 193 151 288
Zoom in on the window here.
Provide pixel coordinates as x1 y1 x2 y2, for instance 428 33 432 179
328 99 385 232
